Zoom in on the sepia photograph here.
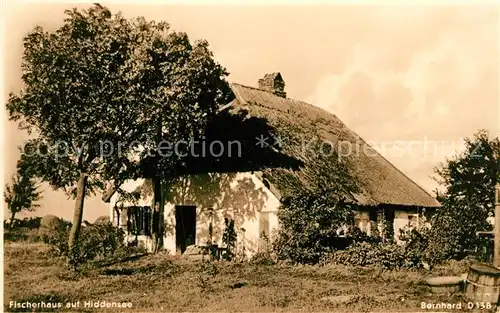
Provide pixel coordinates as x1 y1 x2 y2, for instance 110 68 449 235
2 1 499 312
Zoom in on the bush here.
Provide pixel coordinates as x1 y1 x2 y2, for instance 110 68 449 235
320 241 422 270
92 222 125 257
273 193 354 264
115 244 148 258
39 215 71 256
4 227 41 242
398 226 435 266
40 219 125 269
67 223 125 270
433 258 473 276
430 131 499 261
346 226 381 245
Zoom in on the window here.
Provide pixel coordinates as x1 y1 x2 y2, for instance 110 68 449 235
123 206 151 236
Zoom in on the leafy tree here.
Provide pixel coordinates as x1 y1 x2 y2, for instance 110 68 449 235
7 4 232 257
104 14 232 252
4 170 42 227
7 5 160 254
272 142 359 264
429 129 500 261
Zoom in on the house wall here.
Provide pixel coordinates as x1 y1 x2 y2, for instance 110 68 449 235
162 172 281 258
108 173 281 258
108 177 429 253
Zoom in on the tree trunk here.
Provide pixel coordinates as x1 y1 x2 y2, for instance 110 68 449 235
9 212 16 228
151 177 163 253
159 182 165 250
151 117 164 254
114 207 120 228
68 173 88 251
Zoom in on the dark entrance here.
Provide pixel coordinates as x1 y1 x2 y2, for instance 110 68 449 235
175 205 197 255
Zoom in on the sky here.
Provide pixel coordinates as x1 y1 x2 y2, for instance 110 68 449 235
3 2 499 222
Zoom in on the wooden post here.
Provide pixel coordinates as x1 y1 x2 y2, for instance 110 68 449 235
494 184 500 268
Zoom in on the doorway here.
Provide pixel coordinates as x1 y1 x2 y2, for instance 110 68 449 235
175 205 197 255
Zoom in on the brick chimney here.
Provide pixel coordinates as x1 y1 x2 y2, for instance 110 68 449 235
258 73 286 98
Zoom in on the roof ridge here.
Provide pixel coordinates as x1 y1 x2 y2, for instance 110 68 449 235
230 82 344 119
230 82 274 94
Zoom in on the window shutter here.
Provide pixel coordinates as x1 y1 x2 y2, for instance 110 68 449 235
121 207 129 234
144 207 151 236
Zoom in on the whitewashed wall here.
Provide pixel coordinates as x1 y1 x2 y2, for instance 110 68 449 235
162 172 280 258
394 210 409 243
109 173 281 257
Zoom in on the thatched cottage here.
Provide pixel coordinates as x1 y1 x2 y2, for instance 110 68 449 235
104 73 440 256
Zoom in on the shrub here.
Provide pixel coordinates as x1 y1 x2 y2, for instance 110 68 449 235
398 226 434 266
4 223 42 242
273 193 354 264
67 222 125 270
116 244 148 258
92 222 126 257
40 219 125 269
22 216 42 229
44 229 70 256
433 258 473 276
346 226 380 245
39 215 71 256
430 131 499 261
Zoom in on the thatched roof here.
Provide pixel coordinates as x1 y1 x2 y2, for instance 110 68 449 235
103 78 440 209
228 82 440 208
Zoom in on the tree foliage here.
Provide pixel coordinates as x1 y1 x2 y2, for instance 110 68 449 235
273 142 359 264
7 4 232 257
429 130 500 261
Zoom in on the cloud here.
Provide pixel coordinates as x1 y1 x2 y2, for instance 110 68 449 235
305 6 498 191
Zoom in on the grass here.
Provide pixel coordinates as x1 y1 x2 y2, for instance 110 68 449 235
3 241 493 313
